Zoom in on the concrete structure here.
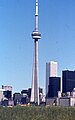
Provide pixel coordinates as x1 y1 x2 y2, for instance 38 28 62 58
46 96 75 107
30 0 41 105
46 61 57 97
46 98 56 106
56 96 75 107
46 89 75 107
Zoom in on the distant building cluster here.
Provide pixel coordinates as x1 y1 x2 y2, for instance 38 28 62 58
46 61 75 107
1 61 75 107
0 85 45 106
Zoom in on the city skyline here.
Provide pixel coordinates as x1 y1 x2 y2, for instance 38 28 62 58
0 0 75 92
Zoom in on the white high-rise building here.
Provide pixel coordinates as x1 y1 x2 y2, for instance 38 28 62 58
46 61 57 97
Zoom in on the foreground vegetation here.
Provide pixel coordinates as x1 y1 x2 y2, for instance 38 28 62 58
0 106 75 120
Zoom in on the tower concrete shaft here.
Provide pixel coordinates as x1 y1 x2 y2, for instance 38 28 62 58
31 0 41 105
34 40 39 104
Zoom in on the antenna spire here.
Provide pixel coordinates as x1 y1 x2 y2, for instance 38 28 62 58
35 0 38 31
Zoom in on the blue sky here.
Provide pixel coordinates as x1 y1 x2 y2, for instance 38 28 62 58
0 0 75 93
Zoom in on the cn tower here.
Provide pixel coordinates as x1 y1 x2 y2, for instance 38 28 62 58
30 0 41 105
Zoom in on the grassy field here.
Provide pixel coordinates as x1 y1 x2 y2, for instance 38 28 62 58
0 106 75 120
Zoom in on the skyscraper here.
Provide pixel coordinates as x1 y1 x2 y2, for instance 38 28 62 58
46 61 57 97
62 70 75 93
30 0 41 105
48 77 60 98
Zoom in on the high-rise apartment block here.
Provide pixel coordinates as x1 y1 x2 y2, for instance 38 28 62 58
46 61 57 97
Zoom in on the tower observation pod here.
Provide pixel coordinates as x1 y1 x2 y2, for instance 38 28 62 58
31 0 41 105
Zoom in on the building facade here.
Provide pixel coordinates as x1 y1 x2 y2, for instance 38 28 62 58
62 70 75 93
2 85 12 100
48 77 60 98
46 61 57 97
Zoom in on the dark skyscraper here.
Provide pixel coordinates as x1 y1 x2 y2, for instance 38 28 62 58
48 77 60 98
62 70 75 93
30 0 41 105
